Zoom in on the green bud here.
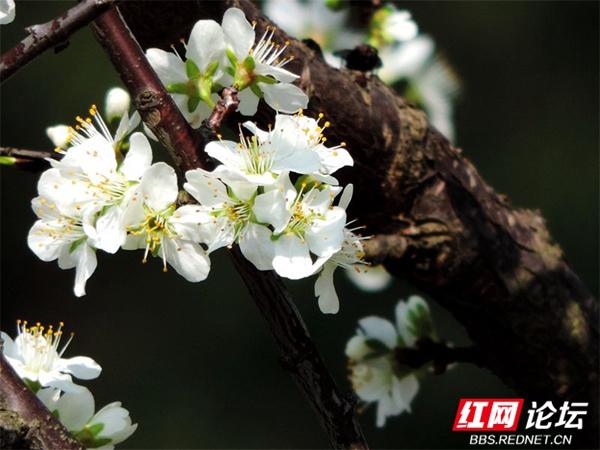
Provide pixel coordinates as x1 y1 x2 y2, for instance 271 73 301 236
0 156 17 166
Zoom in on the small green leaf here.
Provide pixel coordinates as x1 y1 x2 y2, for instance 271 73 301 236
226 47 238 67
205 60 220 77
87 423 104 436
250 83 263 98
186 59 201 79
0 156 17 166
69 237 86 254
187 96 200 113
166 82 190 95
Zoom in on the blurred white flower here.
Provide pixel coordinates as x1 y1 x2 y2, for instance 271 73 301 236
123 162 211 282
346 296 435 427
345 264 392 293
0 0 15 25
37 387 137 450
370 5 418 45
46 125 71 148
1 321 101 392
104 87 131 123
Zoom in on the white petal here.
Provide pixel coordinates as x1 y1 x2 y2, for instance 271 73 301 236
46 125 70 148
345 335 371 360
93 206 126 254
55 387 95 431
62 135 118 185
238 223 275 270
222 7 255 60
358 317 398 349
237 87 261 116
184 168 230 206
73 244 97 297
140 162 178 212
105 87 131 122
392 374 419 413
315 144 354 175
396 295 430 346
255 63 298 83
91 403 137 444
338 183 353 210
272 234 315 279
164 238 211 282
170 204 213 243
260 82 308 113
315 263 339 314
0 0 15 25
345 265 393 292
204 140 243 171
306 207 346 257
57 356 102 380
28 220 63 262
253 189 291 233
186 19 225 72
120 132 152 180
242 120 269 142
145 48 187 85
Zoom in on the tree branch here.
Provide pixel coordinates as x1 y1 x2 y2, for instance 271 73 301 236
0 0 117 82
116 1 599 445
394 339 483 375
91 8 368 449
0 147 53 172
0 354 83 450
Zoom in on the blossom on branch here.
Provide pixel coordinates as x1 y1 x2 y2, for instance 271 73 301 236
0 321 101 392
0 0 15 25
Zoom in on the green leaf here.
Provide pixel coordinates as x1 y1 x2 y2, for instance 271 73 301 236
87 423 104 436
187 96 200 113
69 237 86 254
186 59 201 79
226 47 238 67
0 156 17 166
250 83 263 98
205 60 220 77
166 82 190 95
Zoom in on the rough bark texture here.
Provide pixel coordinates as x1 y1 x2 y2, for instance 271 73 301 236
0 356 83 450
117 0 599 443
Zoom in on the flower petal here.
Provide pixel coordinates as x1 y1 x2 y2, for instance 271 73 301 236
140 162 178 212
55 387 95 431
255 62 298 83
306 207 346 257
164 238 211 282
93 205 126 254
253 189 291 233
358 316 397 349
392 374 419 413
73 243 97 297
315 263 339 314
145 48 187 85
120 132 152 181
260 82 308 113
186 19 225 72
272 234 315 279
184 168 230 206
58 356 102 380
237 87 261 116
239 223 275 270
222 7 255 59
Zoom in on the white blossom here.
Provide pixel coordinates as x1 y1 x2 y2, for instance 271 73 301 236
0 0 15 25
123 162 211 282
104 87 131 122
221 7 308 115
345 265 393 293
371 6 418 45
37 387 137 450
46 125 71 148
1 321 101 392
346 296 435 427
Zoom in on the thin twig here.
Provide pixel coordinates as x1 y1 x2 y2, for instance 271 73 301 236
0 354 83 450
0 0 117 82
91 8 368 449
0 147 54 171
394 339 483 375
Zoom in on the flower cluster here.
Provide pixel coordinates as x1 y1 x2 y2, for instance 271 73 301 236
346 296 436 427
1 321 136 449
30 86 366 313
265 0 460 141
146 7 308 128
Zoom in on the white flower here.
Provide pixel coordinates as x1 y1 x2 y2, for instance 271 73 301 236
37 387 137 450
46 125 71 148
345 265 392 293
222 7 308 115
184 168 275 270
244 112 353 181
259 175 347 279
146 18 224 128
1 321 101 392
27 196 98 297
104 87 131 122
378 7 418 43
264 0 362 67
46 105 150 254
123 162 211 282
0 0 15 25
346 296 434 427
377 36 460 141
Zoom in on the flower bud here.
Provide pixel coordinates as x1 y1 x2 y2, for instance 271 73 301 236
46 125 70 148
105 87 131 122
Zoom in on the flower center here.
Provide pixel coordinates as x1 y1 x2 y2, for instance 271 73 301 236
237 134 275 176
15 320 72 376
128 205 177 270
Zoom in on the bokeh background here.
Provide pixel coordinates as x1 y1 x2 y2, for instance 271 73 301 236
1 1 598 449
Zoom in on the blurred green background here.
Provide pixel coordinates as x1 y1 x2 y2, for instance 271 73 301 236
1 1 597 449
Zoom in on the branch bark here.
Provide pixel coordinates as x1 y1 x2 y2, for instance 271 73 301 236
0 354 83 450
0 147 53 171
116 0 599 444
0 0 117 82
91 8 368 449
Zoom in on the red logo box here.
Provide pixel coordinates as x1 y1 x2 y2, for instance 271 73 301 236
452 398 524 432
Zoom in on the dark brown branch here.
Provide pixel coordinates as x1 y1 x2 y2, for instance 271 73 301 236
394 338 483 375
91 8 368 449
0 354 83 450
0 0 118 83
117 1 598 445
0 147 54 172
